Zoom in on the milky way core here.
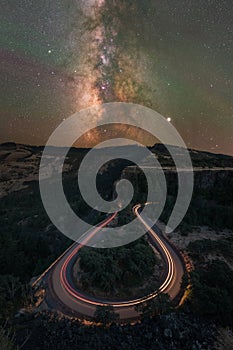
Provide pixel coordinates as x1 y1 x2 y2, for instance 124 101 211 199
1 1 233 154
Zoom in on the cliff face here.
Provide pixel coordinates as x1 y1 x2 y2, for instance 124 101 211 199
165 168 233 190
121 167 233 190
119 145 233 192
1 142 233 198
191 169 233 189
121 165 233 230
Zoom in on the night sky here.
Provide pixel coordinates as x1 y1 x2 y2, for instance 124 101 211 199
1 0 233 155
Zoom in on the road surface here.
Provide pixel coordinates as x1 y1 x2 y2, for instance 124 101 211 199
34 206 184 321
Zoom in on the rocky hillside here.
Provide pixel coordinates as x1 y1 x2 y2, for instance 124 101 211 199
1 142 233 199
0 142 233 349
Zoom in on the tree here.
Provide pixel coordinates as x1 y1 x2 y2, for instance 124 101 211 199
78 237 157 297
94 305 119 326
188 260 233 326
0 326 16 350
0 275 24 322
135 293 172 319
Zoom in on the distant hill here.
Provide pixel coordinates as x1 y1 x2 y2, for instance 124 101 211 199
1 142 233 166
149 143 233 168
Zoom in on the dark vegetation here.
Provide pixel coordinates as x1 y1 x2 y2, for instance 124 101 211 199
0 143 232 348
0 182 71 323
154 170 233 232
0 325 16 350
77 237 158 297
135 293 172 319
14 310 217 350
183 237 233 327
188 236 233 261
94 305 119 325
151 146 233 230
187 260 233 327
161 194 233 233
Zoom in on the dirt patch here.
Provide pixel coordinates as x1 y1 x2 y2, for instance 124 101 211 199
158 221 232 250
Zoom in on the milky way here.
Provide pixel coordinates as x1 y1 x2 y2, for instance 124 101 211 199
1 0 233 154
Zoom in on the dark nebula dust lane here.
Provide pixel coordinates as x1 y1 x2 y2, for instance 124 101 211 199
1 0 233 154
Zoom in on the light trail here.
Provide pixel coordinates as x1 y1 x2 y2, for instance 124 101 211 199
32 213 117 288
34 204 184 320
59 205 176 308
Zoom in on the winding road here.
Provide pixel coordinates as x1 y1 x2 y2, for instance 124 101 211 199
33 205 184 321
